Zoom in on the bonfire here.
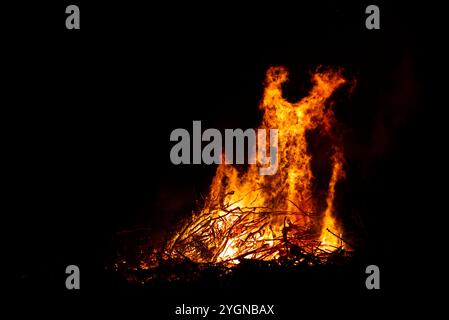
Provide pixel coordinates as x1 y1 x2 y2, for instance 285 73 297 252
117 66 354 281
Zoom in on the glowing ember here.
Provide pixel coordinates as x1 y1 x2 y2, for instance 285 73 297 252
161 66 350 266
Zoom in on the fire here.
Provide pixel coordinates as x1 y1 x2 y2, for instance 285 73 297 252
163 66 349 265
319 149 346 251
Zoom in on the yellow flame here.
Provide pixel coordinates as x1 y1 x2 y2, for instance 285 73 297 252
166 66 348 264
319 149 345 252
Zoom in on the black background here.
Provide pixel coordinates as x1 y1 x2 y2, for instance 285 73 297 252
4 1 441 317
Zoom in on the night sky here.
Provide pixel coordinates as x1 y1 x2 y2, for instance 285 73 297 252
4 1 440 317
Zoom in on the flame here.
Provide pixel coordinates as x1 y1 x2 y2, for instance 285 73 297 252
164 66 349 265
319 148 346 251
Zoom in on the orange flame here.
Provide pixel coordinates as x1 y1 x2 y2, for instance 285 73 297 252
165 66 348 265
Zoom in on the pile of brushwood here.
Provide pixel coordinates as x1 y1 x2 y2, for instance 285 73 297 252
112 208 354 284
